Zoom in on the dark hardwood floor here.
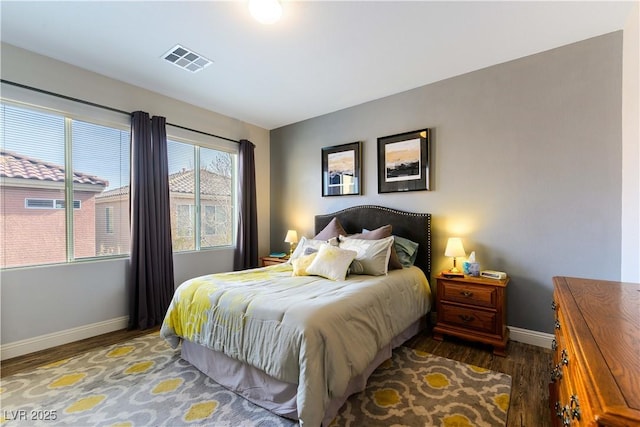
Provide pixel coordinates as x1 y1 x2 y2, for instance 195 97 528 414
1 327 552 427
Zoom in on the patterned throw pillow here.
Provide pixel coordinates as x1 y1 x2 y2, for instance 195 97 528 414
305 244 357 281
291 252 318 276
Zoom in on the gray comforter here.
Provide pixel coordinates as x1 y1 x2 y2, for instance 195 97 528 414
160 263 431 426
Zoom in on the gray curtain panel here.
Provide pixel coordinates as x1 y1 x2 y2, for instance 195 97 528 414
129 111 175 330
233 139 258 270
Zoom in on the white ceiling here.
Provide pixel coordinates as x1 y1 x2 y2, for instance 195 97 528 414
0 1 634 130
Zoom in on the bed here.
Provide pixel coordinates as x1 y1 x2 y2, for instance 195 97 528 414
160 205 432 426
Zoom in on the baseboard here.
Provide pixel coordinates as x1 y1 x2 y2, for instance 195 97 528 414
507 325 554 349
0 316 129 361
429 312 554 349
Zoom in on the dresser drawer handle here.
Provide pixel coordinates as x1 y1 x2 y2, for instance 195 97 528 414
551 339 557 351
551 300 557 311
570 395 581 421
561 349 569 366
554 401 563 418
555 319 561 330
459 314 474 323
562 406 571 426
551 364 563 382
460 290 474 298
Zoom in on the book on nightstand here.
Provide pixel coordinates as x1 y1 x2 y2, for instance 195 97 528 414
440 271 465 278
269 252 287 258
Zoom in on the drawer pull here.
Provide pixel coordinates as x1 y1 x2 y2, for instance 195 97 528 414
570 395 581 421
562 405 571 426
555 319 561 330
460 290 474 298
554 401 563 418
551 364 563 382
551 300 557 311
459 314 474 323
561 349 569 366
551 339 557 351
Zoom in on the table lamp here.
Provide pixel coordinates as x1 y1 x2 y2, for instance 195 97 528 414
284 230 298 256
444 237 466 273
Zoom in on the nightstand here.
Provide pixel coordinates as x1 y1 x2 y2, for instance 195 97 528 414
260 256 289 267
432 274 509 356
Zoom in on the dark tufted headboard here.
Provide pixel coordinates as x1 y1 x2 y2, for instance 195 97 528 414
315 205 431 280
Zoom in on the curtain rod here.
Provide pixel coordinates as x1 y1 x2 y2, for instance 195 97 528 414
0 79 240 144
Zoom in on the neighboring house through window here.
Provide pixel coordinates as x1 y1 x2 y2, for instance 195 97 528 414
0 102 130 268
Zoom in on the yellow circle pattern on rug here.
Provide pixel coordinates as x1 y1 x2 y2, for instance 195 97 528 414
49 372 87 388
443 414 473 427
184 401 219 422
152 377 184 394
107 346 135 358
495 393 511 412
124 360 154 374
373 388 401 407
424 372 450 388
65 395 106 413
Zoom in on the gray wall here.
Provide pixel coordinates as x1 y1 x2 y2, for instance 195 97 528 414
270 32 623 334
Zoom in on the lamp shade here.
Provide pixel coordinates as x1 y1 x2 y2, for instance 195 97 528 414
284 230 298 244
444 237 465 257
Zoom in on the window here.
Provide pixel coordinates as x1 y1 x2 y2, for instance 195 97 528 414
105 206 114 234
25 199 81 209
1 102 130 268
1 88 236 267
167 139 235 252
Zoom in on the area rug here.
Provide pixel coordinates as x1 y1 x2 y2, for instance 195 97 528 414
0 332 511 427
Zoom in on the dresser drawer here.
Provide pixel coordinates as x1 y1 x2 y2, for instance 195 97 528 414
439 304 497 333
440 280 497 308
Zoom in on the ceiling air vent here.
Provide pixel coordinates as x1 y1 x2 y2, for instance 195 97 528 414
162 44 212 73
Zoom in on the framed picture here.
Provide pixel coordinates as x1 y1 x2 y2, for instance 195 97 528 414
322 141 362 196
377 129 430 193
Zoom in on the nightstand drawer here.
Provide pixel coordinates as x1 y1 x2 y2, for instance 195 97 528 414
440 280 497 308
440 304 497 333
261 256 289 266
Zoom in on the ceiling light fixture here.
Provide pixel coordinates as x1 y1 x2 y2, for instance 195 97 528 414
249 0 282 25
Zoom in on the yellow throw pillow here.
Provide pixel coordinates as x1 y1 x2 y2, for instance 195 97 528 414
291 252 318 276
305 244 357 281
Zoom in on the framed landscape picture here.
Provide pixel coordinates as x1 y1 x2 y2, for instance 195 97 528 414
322 141 362 196
377 129 430 193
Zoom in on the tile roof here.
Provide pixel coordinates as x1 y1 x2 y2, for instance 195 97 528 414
97 169 230 199
169 169 231 196
0 149 108 186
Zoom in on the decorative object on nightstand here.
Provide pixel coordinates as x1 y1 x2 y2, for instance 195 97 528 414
443 237 465 277
462 251 480 277
433 273 509 356
284 230 298 256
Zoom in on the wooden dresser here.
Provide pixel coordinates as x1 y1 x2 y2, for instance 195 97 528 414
549 276 640 426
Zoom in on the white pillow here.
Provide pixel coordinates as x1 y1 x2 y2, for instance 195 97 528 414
289 236 326 261
339 235 394 276
305 244 357 281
